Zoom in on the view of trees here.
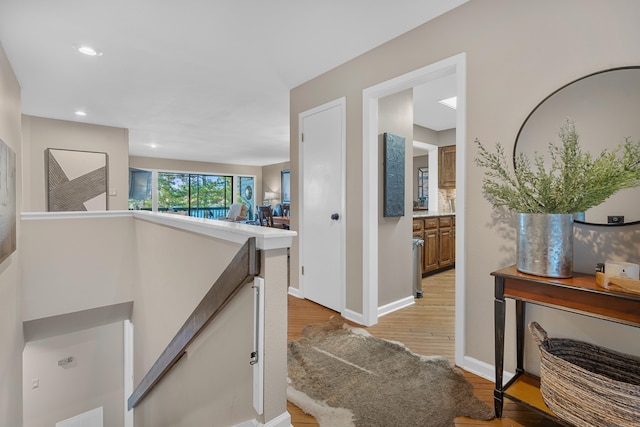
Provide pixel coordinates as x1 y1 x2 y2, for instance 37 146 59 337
128 170 255 220
157 173 232 211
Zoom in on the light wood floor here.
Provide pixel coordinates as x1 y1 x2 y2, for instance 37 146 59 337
287 269 563 427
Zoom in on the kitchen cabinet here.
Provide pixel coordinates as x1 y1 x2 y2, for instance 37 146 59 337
412 219 423 238
437 216 454 269
413 215 455 275
423 218 439 272
438 145 456 189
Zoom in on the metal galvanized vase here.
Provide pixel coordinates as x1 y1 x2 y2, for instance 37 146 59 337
517 213 574 278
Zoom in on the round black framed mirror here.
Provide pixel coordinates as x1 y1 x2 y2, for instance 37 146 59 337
514 66 640 226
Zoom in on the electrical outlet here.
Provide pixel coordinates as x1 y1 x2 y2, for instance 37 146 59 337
607 215 624 224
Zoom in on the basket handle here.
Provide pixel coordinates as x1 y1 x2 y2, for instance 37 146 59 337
528 321 549 348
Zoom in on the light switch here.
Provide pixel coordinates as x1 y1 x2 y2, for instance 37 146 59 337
109 189 117 196
32 378 39 389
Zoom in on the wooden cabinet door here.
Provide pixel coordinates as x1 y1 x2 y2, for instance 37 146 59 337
412 219 424 238
423 227 439 273
438 226 454 268
438 145 456 189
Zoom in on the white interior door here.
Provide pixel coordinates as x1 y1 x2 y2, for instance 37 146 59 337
299 98 345 312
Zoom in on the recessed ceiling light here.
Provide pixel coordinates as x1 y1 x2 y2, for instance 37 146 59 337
75 111 87 117
74 45 102 57
148 143 158 149
438 96 457 110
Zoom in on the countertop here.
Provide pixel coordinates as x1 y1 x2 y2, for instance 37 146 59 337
412 210 456 218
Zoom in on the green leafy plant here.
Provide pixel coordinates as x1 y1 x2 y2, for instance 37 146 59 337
475 119 640 213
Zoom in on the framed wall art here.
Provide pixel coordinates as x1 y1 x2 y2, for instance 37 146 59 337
0 139 16 264
46 148 108 212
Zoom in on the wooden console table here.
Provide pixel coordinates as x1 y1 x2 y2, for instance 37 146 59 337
493 265 640 423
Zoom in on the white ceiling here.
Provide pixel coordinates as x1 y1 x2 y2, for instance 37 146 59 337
414 73 457 132
0 0 465 166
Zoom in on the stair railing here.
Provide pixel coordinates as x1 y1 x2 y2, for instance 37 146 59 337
127 237 260 410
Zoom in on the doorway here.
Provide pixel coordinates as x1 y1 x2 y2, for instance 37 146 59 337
362 53 467 367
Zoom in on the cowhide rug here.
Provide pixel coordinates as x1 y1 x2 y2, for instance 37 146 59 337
287 316 494 427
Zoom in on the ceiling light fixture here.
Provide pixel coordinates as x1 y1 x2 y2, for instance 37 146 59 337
438 96 457 110
75 111 87 117
74 44 103 57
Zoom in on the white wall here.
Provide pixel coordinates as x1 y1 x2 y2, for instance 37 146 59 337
22 116 129 212
0 40 23 427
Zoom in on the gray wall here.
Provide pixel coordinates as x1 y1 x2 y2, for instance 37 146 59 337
21 214 136 427
290 0 640 373
413 124 438 146
438 128 455 147
262 160 290 207
22 116 129 212
21 213 289 427
130 155 262 180
131 239 292 426
23 322 124 427
0 41 23 427
378 90 413 307
21 216 136 322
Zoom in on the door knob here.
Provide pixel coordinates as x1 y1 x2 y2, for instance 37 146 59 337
331 213 340 220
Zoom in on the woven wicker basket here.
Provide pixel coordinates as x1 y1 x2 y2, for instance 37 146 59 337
529 321 640 427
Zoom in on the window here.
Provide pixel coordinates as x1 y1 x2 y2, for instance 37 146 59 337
157 172 232 218
128 169 152 210
128 168 254 220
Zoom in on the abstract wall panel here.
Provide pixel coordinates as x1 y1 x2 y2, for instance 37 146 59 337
46 148 108 211
383 132 405 217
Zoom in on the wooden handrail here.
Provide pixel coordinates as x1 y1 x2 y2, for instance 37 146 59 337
127 237 260 410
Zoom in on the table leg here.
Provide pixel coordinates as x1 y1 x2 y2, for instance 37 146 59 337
515 299 525 374
494 276 505 418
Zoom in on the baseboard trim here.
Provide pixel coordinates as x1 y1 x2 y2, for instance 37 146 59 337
233 411 292 427
377 296 415 318
342 308 364 325
287 286 303 299
232 419 258 427
263 411 292 427
459 355 514 385
341 296 415 326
